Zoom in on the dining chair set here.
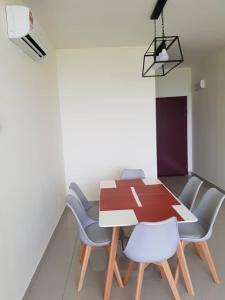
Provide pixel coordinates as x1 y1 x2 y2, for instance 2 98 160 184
66 169 225 300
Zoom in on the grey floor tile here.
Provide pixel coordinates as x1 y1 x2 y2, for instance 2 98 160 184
23 209 78 300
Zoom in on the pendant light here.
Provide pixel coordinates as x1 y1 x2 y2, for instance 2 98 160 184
142 0 184 77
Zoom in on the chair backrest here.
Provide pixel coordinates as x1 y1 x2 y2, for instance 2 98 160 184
66 194 95 245
69 182 91 210
193 187 225 237
124 217 179 263
120 169 145 180
179 176 203 210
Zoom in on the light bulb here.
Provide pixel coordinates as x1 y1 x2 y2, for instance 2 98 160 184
157 49 169 62
160 49 169 61
154 48 169 71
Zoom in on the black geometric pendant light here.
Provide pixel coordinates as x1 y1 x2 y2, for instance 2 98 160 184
142 0 184 77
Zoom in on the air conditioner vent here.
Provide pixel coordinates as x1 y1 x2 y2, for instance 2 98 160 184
22 35 47 58
6 5 47 61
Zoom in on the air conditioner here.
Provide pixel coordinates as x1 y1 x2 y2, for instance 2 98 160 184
6 5 47 61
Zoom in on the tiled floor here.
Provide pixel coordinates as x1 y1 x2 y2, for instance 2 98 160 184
23 176 225 300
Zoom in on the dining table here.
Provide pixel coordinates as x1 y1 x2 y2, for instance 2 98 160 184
99 178 197 300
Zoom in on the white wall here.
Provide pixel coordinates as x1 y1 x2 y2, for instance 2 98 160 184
57 47 157 199
192 49 225 189
0 1 65 299
156 67 193 172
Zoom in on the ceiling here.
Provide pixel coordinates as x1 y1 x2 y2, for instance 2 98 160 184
28 0 225 65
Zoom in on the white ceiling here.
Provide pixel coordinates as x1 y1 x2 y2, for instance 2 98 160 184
28 0 225 65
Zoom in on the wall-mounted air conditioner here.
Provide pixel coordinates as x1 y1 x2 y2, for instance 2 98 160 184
6 5 47 61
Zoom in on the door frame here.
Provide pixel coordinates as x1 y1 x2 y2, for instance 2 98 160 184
156 95 192 175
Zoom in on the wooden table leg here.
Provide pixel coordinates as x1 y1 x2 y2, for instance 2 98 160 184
103 227 121 300
176 242 195 296
105 245 123 287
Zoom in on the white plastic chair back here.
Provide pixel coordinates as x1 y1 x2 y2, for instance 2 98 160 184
121 169 145 180
179 176 203 210
66 194 95 245
193 188 225 239
69 182 92 210
124 217 179 263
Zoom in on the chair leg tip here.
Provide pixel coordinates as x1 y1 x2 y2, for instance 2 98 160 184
77 284 82 292
188 290 195 296
214 278 220 284
123 279 128 286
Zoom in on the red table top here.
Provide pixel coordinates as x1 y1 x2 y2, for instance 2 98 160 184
99 179 191 226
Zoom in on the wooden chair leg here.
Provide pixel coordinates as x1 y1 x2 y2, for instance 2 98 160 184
193 243 205 260
77 245 92 292
174 241 187 285
176 242 195 296
105 245 123 288
123 260 135 285
174 262 180 285
158 264 166 279
199 241 220 284
160 260 181 300
134 263 145 300
80 243 86 263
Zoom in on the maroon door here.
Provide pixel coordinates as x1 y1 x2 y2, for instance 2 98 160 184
156 96 188 176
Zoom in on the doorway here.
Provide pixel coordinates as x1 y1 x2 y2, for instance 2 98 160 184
156 96 188 176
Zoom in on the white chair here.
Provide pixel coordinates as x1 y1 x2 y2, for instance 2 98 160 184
69 182 99 220
123 218 181 300
120 169 145 180
66 194 123 291
179 176 203 210
175 188 225 285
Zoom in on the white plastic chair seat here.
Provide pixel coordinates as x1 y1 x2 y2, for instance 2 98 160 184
87 204 99 220
178 222 207 241
85 223 112 245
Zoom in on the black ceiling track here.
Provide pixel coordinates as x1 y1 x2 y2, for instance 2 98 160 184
151 0 167 20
